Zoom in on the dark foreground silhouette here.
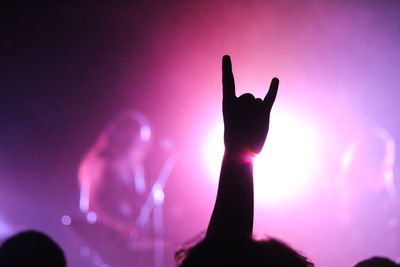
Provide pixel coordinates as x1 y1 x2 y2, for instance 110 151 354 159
354 256 399 267
0 230 66 267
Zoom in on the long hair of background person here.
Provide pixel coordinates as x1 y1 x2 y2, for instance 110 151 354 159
78 110 152 216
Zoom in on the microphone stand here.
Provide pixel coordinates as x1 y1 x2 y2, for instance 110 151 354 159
134 151 177 267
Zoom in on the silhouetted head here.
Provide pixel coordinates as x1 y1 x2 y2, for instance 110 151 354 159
354 256 398 267
176 237 313 267
0 230 66 267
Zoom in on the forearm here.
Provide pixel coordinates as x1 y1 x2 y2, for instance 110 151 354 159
206 149 254 239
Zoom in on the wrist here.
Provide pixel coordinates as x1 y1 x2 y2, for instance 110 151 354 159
224 147 255 163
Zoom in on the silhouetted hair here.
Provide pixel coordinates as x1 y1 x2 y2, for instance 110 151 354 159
176 236 313 267
0 230 66 267
354 256 398 267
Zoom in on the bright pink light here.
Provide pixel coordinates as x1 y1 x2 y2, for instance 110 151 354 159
202 108 322 205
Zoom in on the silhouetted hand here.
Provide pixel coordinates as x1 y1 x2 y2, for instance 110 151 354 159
207 56 279 238
222 55 279 155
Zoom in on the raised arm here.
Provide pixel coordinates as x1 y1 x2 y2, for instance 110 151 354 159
206 55 279 239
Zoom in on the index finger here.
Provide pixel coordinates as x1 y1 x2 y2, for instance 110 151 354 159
222 55 236 100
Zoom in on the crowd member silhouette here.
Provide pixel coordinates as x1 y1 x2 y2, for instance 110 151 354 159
354 256 399 267
0 230 66 267
176 56 313 266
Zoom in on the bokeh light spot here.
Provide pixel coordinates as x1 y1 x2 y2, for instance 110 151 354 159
61 215 72 226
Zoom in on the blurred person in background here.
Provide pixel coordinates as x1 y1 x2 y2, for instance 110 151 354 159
78 110 152 236
338 127 400 262
77 110 154 266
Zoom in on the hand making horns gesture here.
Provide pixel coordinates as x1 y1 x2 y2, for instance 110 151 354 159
222 55 279 156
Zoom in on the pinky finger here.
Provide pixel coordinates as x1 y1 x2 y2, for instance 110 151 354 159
263 77 279 110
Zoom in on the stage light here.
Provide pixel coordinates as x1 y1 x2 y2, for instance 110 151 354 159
140 125 152 141
253 110 321 204
202 120 224 181
202 108 322 205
